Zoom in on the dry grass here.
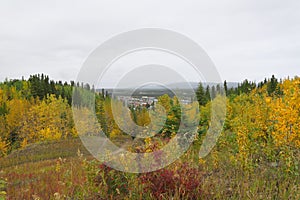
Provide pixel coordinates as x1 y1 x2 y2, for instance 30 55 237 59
0 139 299 199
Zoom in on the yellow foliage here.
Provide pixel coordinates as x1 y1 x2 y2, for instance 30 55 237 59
40 127 62 141
158 94 171 113
136 108 151 127
19 94 75 143
230 77 300 170
268 78 300 148
0 137 8 157
20 138 28 149
110 128 121 139
5 99 30 138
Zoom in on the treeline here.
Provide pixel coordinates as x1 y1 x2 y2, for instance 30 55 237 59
196 74 283 106
1 74 74 105
28 74 74 104
1 74 99 107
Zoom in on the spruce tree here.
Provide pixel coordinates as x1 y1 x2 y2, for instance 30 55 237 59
196 82 208 106
224 80 228 96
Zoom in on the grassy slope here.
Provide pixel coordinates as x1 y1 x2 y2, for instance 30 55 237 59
0 139 90 169
0 138 299 199
0 139 93 199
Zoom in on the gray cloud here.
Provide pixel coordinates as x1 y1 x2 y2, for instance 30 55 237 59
0 0 299 84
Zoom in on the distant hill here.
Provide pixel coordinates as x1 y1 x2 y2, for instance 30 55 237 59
97 82 239 91
98 81 239 98
167 82 239 89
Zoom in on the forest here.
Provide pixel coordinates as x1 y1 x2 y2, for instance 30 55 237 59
0 74 299 199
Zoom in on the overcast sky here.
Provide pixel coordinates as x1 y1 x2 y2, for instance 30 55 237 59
0 0 299 86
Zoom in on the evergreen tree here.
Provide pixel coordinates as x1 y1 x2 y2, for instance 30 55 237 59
205 85 211 102
211 85 216 99
216 84 221 94
224 80 228 96
267 75 278 96
196 82 208 106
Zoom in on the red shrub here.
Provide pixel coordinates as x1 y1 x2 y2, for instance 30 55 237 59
140 162 203 199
